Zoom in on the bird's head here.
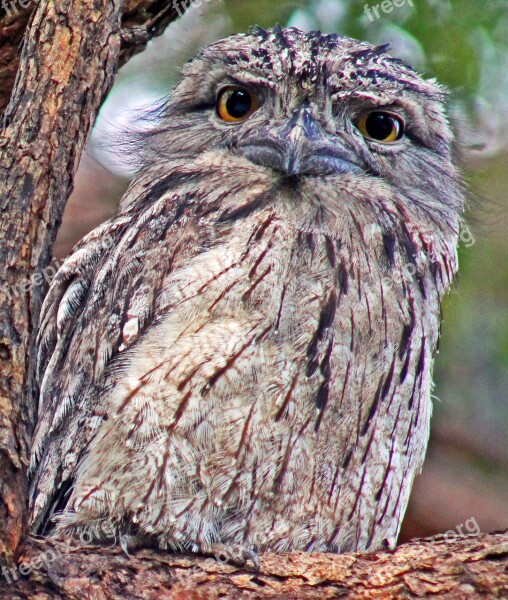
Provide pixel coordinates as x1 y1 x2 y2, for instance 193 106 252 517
137 26 463 232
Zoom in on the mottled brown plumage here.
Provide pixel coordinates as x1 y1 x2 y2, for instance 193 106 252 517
30 26 464 555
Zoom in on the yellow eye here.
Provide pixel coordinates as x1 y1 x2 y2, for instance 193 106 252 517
217 86 260 122
357 111 404 142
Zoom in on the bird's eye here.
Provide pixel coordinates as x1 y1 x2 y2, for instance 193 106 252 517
356 112 404 143
217 86 260 122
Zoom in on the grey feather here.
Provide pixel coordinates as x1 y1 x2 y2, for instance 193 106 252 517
30 27 464 553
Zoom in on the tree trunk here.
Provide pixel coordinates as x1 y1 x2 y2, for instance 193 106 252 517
0 0 189 115
0 0 194 565
0 1 506 596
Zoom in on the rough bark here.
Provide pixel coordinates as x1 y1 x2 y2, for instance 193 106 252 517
0 531 506 598
0 0 191 115
0 0 123 564
0 0 194 565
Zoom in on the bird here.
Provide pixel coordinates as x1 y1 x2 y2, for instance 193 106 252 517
29 25 465 558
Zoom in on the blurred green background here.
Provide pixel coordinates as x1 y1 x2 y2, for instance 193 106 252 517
57 0 508 541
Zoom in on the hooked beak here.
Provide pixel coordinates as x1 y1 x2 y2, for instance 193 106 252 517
235 104 363 177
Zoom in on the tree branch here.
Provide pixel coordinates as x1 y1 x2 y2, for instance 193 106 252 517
0 0 192 115
0 0 193 564
0 531 506 598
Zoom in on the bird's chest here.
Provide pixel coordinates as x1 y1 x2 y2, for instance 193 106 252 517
125 210 424 445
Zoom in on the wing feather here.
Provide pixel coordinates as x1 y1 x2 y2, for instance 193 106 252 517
29 173 206 531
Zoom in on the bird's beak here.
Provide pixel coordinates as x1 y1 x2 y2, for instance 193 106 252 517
236 104 363 177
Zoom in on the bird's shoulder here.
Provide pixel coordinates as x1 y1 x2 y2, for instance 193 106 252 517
29 176 208 528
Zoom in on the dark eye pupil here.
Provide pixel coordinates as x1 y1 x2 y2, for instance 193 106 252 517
365 113 398 140
226 90 252 118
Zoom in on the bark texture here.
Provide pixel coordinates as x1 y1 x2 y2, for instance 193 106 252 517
0 0 124 563
0 531 506 598
0 0 190 115
0 0 193 565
